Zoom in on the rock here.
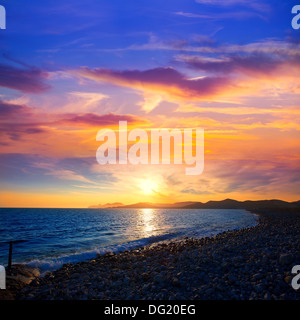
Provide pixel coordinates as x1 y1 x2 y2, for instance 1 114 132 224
284 275 292 284
264 292 271 300
141 272 150 280
154 274 164 284
252 273 263 281
279 254 293 265
104 252 115 257
172 277 180 287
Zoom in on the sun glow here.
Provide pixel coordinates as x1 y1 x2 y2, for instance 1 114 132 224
139 180 158 195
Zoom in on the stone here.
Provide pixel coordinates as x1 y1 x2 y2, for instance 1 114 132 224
172 277 180 287
279 254 293 265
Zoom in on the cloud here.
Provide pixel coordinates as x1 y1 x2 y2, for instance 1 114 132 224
60 112 149 127
73 66 233 101
72 37 300 105
113 35 300 58
175 10 265 21
137 92 163 113
0 63 50 93
0 153 112 189
44 168 97 185
0 100 48 141
0 98 149 148
0 122 46 142
181 188 213 195
194 0 270 13
208 159 300 194
164 158 300 200
175 53 292 76
62 91 109 113
0 101 32 117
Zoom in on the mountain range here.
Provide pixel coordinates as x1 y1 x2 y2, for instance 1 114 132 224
89 199 300 210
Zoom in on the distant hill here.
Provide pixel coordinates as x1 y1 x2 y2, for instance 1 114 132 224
243 199 299 210
89 202 124 209
184 199 240 209
184 199 300 210
117 201 197 209
89 199 300 210
291 200 300 207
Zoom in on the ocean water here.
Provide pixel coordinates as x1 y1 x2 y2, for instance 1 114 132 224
0 208 257 272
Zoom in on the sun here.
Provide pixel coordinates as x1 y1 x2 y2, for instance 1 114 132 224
139 180 158 195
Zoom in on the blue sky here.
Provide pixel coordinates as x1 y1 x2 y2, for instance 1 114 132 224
1 0 296 70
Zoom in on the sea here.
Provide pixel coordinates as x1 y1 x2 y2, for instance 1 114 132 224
0 208 258 273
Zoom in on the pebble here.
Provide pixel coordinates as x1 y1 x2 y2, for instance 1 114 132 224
279 254 294 266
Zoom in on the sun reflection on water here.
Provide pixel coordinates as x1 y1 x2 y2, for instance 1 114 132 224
140 208 156 235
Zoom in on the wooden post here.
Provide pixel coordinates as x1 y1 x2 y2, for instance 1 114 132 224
8 241 13 274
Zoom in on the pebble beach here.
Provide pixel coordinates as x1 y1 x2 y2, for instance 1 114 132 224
2 208 300 300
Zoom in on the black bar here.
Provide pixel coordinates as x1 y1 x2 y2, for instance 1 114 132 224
0 300 298 317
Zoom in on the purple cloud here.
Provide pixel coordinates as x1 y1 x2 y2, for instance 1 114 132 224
76 66 233 99
0 101 32 117
0 63 50 93
0 100 49 141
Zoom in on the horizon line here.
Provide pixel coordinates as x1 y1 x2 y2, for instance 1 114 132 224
1 198 299 209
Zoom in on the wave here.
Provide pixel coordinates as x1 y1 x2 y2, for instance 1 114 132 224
26 232 182 274
25 219 258 275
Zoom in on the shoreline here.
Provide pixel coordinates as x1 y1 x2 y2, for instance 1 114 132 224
1 208 257 275
1 208 299 300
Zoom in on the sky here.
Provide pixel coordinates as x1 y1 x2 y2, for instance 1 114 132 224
0 0 300 207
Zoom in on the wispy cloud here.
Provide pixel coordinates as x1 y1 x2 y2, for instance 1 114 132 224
174 52 299 76
175 10 265 21
98 34 300 59
60 112 149 127
194 0 271 13
44 168 97 185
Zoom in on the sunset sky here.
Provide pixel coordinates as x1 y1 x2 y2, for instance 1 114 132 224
0 0 300 207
